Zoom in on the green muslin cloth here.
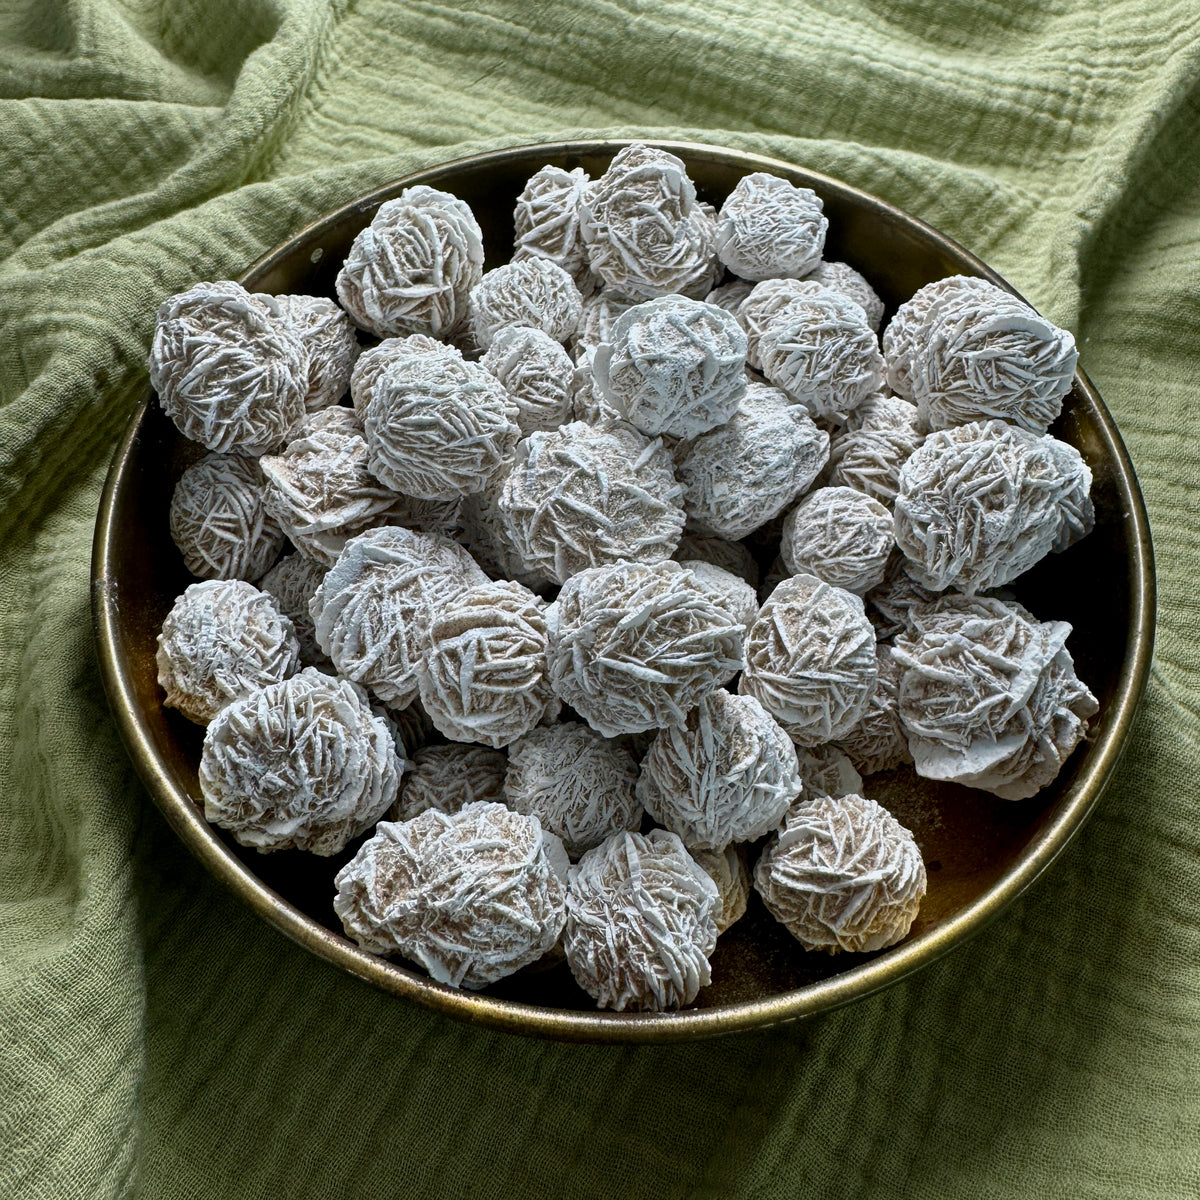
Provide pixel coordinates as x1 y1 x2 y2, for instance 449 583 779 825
2 2 1198 1196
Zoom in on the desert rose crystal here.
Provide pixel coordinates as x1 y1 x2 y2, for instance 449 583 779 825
739 573 878 746
504 722 641 857
150 281 309 455
334 803 565 987
390 744 508 821
199 668 401 855
157 580 299 725
547 560 745 737
336 185 483 338
564 829 719 1011
755 792 927 953
169 452 285 582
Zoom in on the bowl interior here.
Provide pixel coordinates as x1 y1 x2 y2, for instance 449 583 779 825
93 141 1154 1041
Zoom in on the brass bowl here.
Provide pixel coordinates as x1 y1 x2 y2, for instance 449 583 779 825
92 140 1155 1042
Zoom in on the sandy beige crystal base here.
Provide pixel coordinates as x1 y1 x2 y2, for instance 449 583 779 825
92 140 1155 1043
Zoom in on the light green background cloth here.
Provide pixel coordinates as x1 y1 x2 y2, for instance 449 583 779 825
2 2 1198 1196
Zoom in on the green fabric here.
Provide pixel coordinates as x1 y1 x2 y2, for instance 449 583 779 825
2 1 1198 1195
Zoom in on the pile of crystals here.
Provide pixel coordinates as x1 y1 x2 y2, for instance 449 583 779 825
150 145 1097 1012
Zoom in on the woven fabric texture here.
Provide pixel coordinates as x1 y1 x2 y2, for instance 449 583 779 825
2 2 1199 1196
